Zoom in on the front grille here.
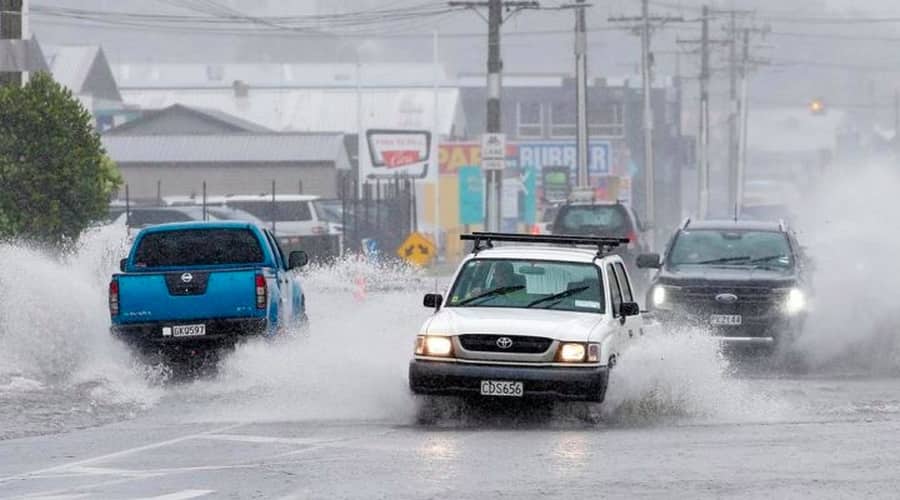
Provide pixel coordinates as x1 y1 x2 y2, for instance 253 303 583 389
458 334 553 354
668 286 787 318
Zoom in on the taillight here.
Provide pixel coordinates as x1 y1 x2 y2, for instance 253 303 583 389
255 274 267 310
627 231 638 250
108 280 120 316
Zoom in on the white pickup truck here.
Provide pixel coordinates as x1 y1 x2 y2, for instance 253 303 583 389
409 232 646 407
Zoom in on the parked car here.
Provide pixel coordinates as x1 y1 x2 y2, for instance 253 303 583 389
637 218 812 353
109 221 309 369
222 194 342 260
408 232 646 421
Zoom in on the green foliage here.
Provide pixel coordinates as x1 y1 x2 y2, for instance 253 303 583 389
0 72 121 248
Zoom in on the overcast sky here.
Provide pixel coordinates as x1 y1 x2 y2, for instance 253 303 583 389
28 0 900 123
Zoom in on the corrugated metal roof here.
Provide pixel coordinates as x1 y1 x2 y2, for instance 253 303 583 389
102 134 349 167
44 45 100 94
120 87 461 135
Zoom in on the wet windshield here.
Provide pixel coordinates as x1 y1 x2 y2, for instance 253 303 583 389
447 259 604 313
669 230 793 269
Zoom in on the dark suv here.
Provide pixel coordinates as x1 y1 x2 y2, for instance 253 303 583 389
551 201 649 293
637 219 811 351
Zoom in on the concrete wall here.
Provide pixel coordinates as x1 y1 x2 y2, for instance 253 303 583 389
117 161 340 201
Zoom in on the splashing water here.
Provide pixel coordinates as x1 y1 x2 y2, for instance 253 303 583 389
0 223 163 439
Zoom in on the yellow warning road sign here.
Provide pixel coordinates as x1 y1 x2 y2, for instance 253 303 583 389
396 232 437 267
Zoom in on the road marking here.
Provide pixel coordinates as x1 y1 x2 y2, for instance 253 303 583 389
199 433 323 445
0 424 243 484
22 495 91 500
133 490 215 500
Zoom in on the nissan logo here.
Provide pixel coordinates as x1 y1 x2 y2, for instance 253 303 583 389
496 337 514 349
715 293 738 304
180 272 193 284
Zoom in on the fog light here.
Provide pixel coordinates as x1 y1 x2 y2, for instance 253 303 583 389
425 336 453 356
559 343 586 362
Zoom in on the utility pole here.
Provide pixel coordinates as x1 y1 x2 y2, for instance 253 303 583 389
574 0 589 189
610 4 682 240
736 28 751 217
449 0 539 231
0 0 23 87
727 11 738 213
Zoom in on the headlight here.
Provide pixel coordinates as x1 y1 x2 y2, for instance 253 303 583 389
784 288 806 315
416 335 453 357
652 285 678 309
558 343 586 362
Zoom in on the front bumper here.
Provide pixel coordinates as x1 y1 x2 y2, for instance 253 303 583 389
408 359 609 402
111 317 267 349
652 309 805 347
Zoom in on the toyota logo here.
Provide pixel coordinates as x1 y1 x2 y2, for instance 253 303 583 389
496 337 513 349
715 293 738 304
180 272 193 284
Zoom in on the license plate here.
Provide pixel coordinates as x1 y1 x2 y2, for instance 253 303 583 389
170 324 206 337
710 314 742 326
480 380 523 397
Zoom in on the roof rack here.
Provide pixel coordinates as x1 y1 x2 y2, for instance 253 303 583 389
461 232 630 257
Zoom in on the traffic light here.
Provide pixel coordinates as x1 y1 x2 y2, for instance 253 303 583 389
809 98 825 115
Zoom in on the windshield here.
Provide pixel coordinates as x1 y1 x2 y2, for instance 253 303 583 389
668 229 793 269
446 259 604 313
313 200 343 224
225 200 313 222
555 205 630 235
133 228 264 268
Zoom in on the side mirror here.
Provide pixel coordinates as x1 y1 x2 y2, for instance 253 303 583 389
636 253 662 269
288 250 309 269
119 258 127 272
620 301 640 317
423 293 443 309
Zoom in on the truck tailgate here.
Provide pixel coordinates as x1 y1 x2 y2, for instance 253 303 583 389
116 269 262 323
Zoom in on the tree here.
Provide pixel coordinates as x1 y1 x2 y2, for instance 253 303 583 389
0 72 121 248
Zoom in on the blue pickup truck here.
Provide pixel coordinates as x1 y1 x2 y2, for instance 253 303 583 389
109 221 308 361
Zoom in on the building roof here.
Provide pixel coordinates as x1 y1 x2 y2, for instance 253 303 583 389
104 104 271 135
120 87 463 135
102 133 349 168
0 38 49 73
114 63 450 89
44 44 121 102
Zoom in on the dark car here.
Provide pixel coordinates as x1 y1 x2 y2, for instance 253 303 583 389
637 219 811 352
550 201 650 295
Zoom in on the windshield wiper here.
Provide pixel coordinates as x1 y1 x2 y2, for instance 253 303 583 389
457 285 525 306
749 255 788 263
694 256 751 265
526 286 589 309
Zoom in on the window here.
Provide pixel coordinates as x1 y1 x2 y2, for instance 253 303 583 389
614 263 633 303
516 102 543 138
446 259 604 313
554 204 633 237
588 102 625 137
607 264 623 317
668 230 793 269
225 200 313 222
549 101 577 138
134 229 264 268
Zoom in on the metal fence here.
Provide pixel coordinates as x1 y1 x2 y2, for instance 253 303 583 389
339 175 416 257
